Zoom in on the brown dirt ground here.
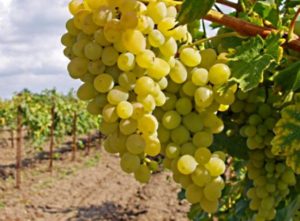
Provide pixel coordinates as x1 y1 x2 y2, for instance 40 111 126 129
0 137 190 221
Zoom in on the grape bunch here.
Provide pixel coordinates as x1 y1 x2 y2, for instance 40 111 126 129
62 0 236 214
229 88 297 221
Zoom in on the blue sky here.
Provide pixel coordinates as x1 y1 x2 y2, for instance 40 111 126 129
0 0 233 99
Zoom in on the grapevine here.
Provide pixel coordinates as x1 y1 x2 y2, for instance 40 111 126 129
61 0 300 220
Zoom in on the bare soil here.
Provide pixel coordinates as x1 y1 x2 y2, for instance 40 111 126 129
0 138 189 221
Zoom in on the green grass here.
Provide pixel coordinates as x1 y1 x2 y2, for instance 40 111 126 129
84 153 101 168
0 201 6 209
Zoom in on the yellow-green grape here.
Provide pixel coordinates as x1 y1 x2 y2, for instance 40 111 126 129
177 155 198 175
148 58 171 80
84 41 102 60
212 151 226 161
162 110 181 130
171 126 190 144
148 29 165 47
182 81 197 97
172 26 188 41
131 102 145 120
281 169 296 185
118 72 136 91
165 143 180 159
138 15 154 34
72 38 89 57
103 19 123 43
73 9 90 30
93 6 113 27
191 68 209 86
192 131 213 147
181 142 197 156
167 5 177 17
102 104 118 123
157 77 168 90
116 101 133 119
183 112 203 133
100 121 118 135
185 184 203 203
138 114 158 135
165 80 181 93
134 164 151 183
214 88 235 105
86 94 107 115
260 196 275 210
157 17 176 37
191 165 211 187
61 33 76 47
144 136 161 156
136 49 155 69
137 94 156 112
85 0 107 10
122 29 146 54
66 18 80 36
119 118 137 135
120 152 140 173
258 103 272 119
101 46 119 66
208 63 231 85
93 74 114 93
68 57 89 78
146 1 167 24
88 60 105 75
134 76 155 95
169 60 187 84
157 125 170 143
113 39 127 53
205 157 226 177
175 97 192 115
104 137 119 153
159 37 177 57
77 82 97 100
69 0 85 16
194 147 211 165
194 86 214 108
179 47 201 67
108 132 127 153
117 52 136 72
200 49 217 69
94 28 111 46
200 197 219 213
107 86 129 105
81 14 99 35
203 182 222 201
120 11 138 29
126 133 146 155
80 72 96 83
203 113 224 134
179 175 192 189
154 90 167 106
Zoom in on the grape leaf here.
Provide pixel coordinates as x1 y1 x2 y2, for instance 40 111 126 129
275 195 300 221
272 105 300 173
177 0 215 24
253 1 280 27
228 34 281 92
274 61 300 92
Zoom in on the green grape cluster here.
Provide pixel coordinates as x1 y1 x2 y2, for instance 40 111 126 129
247 150 296 221
62 0 235 214
229 88 298 221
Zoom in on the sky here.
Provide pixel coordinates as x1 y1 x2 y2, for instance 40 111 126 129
0 0 233 99
0 0 81 99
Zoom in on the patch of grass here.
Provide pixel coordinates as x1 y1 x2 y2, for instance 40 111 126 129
84 153 101 168
57 167 76 179
0 201 5 210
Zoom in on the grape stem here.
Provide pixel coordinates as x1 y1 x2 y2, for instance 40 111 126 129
188 32 241 47
288 8 300 41
203 10 300 52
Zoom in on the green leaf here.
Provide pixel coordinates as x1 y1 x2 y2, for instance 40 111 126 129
275 195 300 221
228 34 281 92
272 104 300 173
274 61 300 92
253 1 280 27
177 0 215 24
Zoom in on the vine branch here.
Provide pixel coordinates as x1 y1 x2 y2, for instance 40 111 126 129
204 10 300 52
288 8 300 41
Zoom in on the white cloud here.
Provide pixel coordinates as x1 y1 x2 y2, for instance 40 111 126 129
0 0 81 98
